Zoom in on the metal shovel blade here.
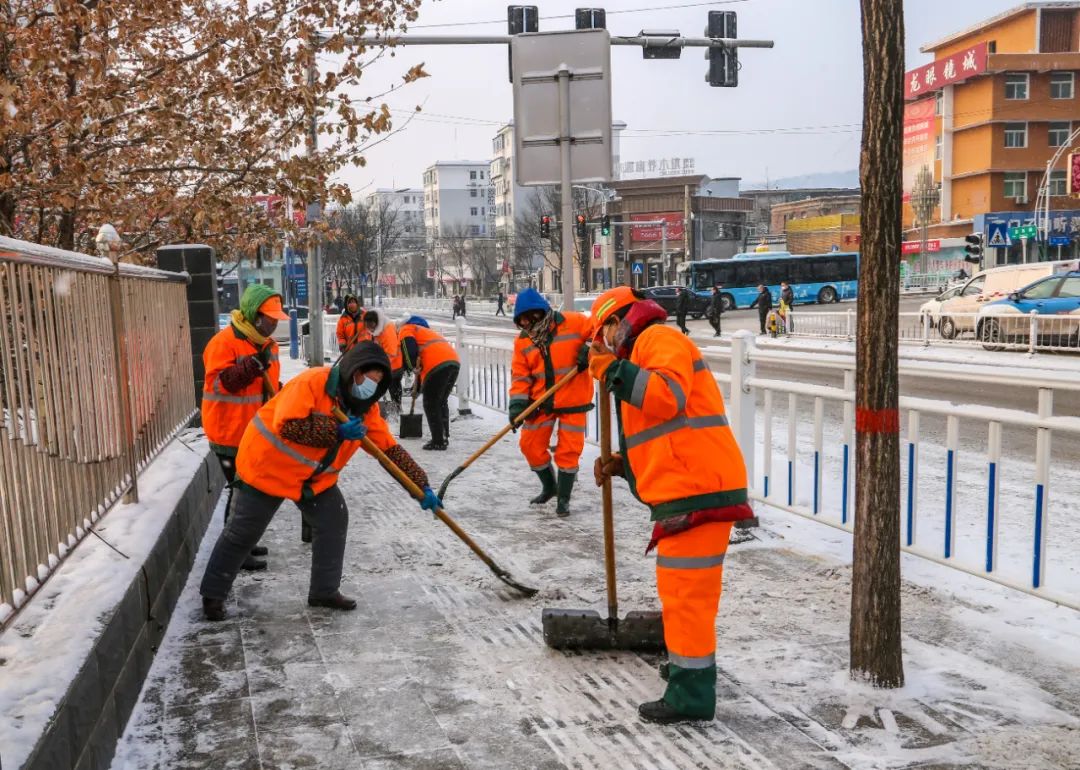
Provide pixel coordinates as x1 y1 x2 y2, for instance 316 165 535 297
399 412 423 439
541 608 665 652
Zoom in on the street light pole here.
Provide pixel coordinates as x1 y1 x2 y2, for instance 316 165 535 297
305 38 325 367
558 65 575 305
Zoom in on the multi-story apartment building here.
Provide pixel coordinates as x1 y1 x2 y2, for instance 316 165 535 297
904 2 1080 266
421 161 495 293
365 188 425 296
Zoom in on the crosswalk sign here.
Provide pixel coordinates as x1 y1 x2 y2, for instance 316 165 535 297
987 222 1009 248
632 262 644 275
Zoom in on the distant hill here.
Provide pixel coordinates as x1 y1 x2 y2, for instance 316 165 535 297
741 170 860 191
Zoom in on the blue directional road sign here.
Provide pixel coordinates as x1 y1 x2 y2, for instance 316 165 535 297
1050 235 1072 247
632 262 644 275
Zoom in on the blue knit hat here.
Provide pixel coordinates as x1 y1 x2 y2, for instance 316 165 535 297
513 288 550 321
403 315 430 328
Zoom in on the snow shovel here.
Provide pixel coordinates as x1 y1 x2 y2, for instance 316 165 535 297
541 394 665 651
331 406 538 598
437 368 580 501
399 391 423 439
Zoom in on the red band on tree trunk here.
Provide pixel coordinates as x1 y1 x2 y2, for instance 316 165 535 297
855 408 900 434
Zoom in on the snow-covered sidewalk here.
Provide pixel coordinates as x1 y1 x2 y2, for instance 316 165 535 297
113 398 1080 769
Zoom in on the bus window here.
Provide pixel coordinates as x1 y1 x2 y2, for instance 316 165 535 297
838 256 858 281
734 262 762 286
812 259 840 281
713 263 735 286
789 259 813 283
762 261 787 285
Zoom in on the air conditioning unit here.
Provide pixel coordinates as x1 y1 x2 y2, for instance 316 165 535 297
1014 195 1028 204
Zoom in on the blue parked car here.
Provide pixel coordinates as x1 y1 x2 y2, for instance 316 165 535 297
976 271 1080 350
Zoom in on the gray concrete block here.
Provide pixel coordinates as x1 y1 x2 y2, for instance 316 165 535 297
189 300 218 328
65 654 103 752
23 706 74 770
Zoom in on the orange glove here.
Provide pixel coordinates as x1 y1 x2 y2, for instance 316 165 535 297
588 337 616 381
593 453 625 487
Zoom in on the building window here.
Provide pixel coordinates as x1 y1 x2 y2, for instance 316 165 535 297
1050 170 1068 196
481 208 485 216
1003 122 1027 148
1050 72 1075 99
935 90 943 116
470 188 478 197
1004 73 1029 100
1049 122 1072 147
470 207 478 216
470 171 477 180
480 171 485 179
1003 172 1027 200
935 133 942 160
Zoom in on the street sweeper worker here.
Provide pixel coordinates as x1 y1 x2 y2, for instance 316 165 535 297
509 288 593 516
201 284 287 571
588 286 754 725
336 295 368 353
398 316 460 451
363 309 403 407
199 341 441 621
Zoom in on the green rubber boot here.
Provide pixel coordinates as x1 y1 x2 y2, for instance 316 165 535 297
530 466 557 505
555 470 576 517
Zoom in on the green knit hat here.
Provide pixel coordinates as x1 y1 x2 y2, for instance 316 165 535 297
239 283 282 324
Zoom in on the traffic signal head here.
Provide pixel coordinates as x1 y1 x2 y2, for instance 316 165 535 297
706 11 738 87
601 215 611 237
575 8 606 30
964 233 983 263
576 214 587 238
539 215 551 238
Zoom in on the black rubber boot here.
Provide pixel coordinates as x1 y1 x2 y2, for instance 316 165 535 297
308 592 358 611
530 466 557 505
638 699 712 724
203 597 226 622
241 555 267 571
555 470 576 517
301 521 312 543
250 545 269 557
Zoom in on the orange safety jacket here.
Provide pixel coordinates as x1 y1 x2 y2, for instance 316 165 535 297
235 366 397 501
399 324 459 385
202 326 281 456
509 311 593 416
374 324 403 371
604 324 747 521
336 312 368 351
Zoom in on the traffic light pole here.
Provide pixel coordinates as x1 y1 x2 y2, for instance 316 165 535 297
558 65 576 304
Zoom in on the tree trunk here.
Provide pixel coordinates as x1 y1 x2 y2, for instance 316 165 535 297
851 0 905 688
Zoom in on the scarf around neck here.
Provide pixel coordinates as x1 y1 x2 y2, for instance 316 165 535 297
230 309 269 347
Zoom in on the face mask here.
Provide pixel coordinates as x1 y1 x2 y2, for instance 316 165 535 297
351 377 377 400
255 314 277 337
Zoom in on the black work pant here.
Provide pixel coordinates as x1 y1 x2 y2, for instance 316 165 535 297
216 452 268 555
676 312 688 334
422 363 459 445
758 309 769 334
496 304 506 316
201 483 349 602
709 314 722 335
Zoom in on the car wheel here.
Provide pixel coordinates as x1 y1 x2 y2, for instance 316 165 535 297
817 286 837 304
721 293 735 312
979 319 1005 352
939 316 957 340
690 312 703 320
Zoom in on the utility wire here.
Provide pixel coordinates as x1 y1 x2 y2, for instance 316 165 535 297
407 0 749 30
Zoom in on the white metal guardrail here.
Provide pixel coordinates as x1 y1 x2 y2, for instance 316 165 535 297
0 236 197 627
788 309 1080 354
317 307 1080 609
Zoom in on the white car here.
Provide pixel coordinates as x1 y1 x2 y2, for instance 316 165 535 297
918 285 963 328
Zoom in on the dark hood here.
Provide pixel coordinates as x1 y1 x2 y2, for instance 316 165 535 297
343 295 363 319
337 340 392 415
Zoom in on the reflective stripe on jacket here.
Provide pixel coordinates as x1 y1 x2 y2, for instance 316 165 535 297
399 324 459 384
202 326 281 455
235 366 396 501
605 324 747 520
509 311 593 416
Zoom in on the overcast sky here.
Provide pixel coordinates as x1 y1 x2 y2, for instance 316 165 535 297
329 0 1021 195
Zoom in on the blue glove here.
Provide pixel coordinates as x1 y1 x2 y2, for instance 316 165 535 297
337 416 367 441
419 486 441 512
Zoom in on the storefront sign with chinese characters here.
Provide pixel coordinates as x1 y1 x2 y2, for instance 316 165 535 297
901 239 941 254
617 157 696 179
904 42 988 101
630 212 684 243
